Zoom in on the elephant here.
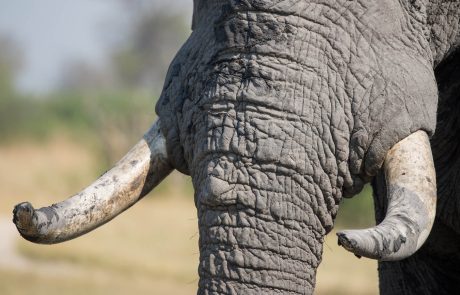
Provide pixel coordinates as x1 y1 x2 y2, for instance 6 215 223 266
12 0 460 294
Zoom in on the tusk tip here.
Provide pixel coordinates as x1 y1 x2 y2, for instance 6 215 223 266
12 202 36 232
336 230 381 259
336 231 358 252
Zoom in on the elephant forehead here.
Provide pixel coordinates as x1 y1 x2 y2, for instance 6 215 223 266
194 0 427 50
157 0 436 195
199 111 344 177
195 0 408 31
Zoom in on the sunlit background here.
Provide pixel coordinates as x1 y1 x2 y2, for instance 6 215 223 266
0 1 377 294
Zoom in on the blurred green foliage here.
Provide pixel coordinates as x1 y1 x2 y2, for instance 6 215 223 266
0 91 152 144
336 185 374 228
112 12 189 91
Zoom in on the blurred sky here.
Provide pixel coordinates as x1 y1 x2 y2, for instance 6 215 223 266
0 0 191 95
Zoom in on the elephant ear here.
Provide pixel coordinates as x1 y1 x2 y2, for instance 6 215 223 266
337 131 436 261
13 119 173 244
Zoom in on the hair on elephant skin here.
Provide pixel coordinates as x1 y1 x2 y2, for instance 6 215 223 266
12 1 460 294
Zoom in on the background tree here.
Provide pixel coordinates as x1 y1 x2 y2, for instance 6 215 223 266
56 3 190 166
0 36 21 94
111 10 189 92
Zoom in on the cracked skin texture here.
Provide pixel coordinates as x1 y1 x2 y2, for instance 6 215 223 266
156 1 441 294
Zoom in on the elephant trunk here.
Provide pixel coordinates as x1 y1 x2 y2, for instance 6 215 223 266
193 151 337 294
12 119 173 244
337 131 436 261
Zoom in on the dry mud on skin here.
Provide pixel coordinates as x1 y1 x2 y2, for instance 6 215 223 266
0 216 80 276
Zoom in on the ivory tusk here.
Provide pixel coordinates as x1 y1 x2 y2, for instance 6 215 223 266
337 131 436 261
13 119 173 244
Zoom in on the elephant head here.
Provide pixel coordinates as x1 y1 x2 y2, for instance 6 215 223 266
13 1 460 294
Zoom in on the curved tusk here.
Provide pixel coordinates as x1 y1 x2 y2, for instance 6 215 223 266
337 131 436 261
13 119 173 244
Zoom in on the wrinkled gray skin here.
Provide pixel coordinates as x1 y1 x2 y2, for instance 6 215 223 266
155 0 460 294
